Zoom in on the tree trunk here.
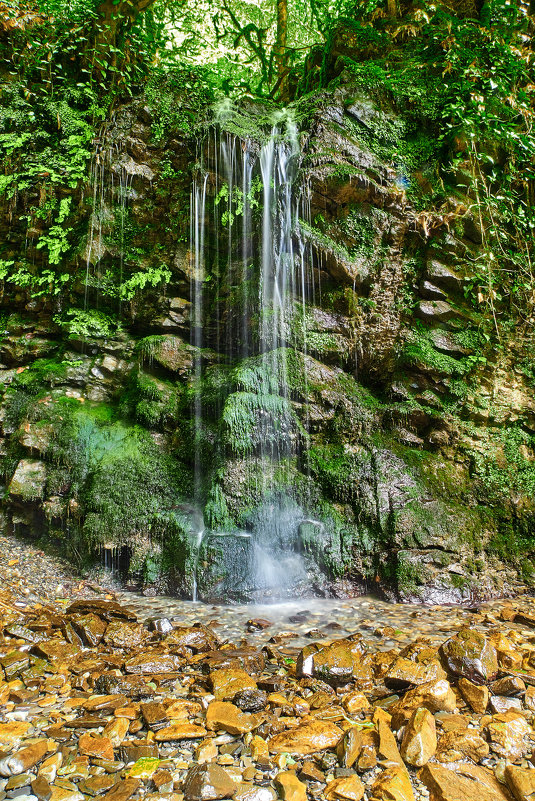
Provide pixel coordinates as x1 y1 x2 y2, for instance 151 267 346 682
274 0 288 99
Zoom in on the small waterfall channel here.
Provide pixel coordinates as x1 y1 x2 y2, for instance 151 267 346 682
188 106 320 601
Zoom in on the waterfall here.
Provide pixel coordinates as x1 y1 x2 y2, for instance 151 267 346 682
189 108 314 601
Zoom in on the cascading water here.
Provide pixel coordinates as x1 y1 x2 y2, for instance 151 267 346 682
188 107 321 602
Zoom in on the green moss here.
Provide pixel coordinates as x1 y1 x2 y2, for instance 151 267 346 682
221 391 303 456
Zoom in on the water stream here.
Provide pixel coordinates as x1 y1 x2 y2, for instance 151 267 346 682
188 109 316 601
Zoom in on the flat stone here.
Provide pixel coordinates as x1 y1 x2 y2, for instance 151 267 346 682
103 621 150 649
211 669 256 701
78 734 114 761
384 658 445 691
269 720 343 755
154 723 207 741
206 702 263 736
48 789 84 801
0 741 48 776
101 778 140 801
418 763 511 801
78 776 118 796
140 701 168 730
65 601 137 622
31 777 51 801
182 764 235 801
127 758 161 779
123 653 183 675
233 784 276 801
400 708 436 767
0 723 31 748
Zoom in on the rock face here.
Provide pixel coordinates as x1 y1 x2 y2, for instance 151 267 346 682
0 20 533 603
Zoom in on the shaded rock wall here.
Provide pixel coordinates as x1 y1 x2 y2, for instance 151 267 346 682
0 67 533 603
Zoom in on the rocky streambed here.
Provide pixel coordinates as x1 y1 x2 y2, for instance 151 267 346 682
2 538 535 800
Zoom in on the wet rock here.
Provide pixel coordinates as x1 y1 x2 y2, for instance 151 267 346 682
69 614 107 647
384 657 445 691
182 764 235 801
489 677 525 697
458 677 489 713
147 618 173 635
0 742 48 777
166 626 219 653
233 689 267 713
489 695 523 714
483 711 531 759
299 762 325 783
211 669 256 701
195 740 218 765
206 701 263 735
233 785 276 801
78 776 117 796
127 758 161 779
123 652 182 674
274 772 307 801
0 724 31 748
140 701 168 730
435 729 489 763
369 762 415 801
439 629 498 684
269 720 343 755
246 620 271 631
201 650 265 676
154 723 207 741
120 742 159 762
103 621 150 649
65 601 137 622
31 777 51 801
337 727 377 771
418 763 511 801
78 734 114 761
399 707 436 767
504 764 535 801
101 778 140 801
8 460 47 501
389 679 456 727
95 673 155 697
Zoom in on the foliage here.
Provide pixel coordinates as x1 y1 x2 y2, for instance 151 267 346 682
53 309 120 338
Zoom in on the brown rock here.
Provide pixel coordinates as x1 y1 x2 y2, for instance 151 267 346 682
439 629 498 684
124 652 183 674
400 708 436 767
275 772 307 801
458 678 489 713
384 658 446 691
166 625 219 653
31 640 80 663
102 717 130 747
103 621 150 649
183 763 235 801
201 649 265 675
435 729 489 763
489 677 526 697
78 733 114 761
83 695 127 712
70 614 107 647
337 727 377 770
155 723 207 740
79 775 118 796
299 761 325 783
504 764 535 801
324 775 365 801
483 711 531 759
140 701 168 730
419 763 512 801
102 778 140 801
66 599 137 621
369 762 415 801
269 719 343 755
207 701 263 735
211 669 256 701
0 740 48 776
389 679 456 726
195 739 218 764
342 692 371 715
0 722 31 747
32 775 52 801
374 708 404 766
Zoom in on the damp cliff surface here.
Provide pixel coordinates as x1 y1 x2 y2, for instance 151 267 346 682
1 17 534 603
